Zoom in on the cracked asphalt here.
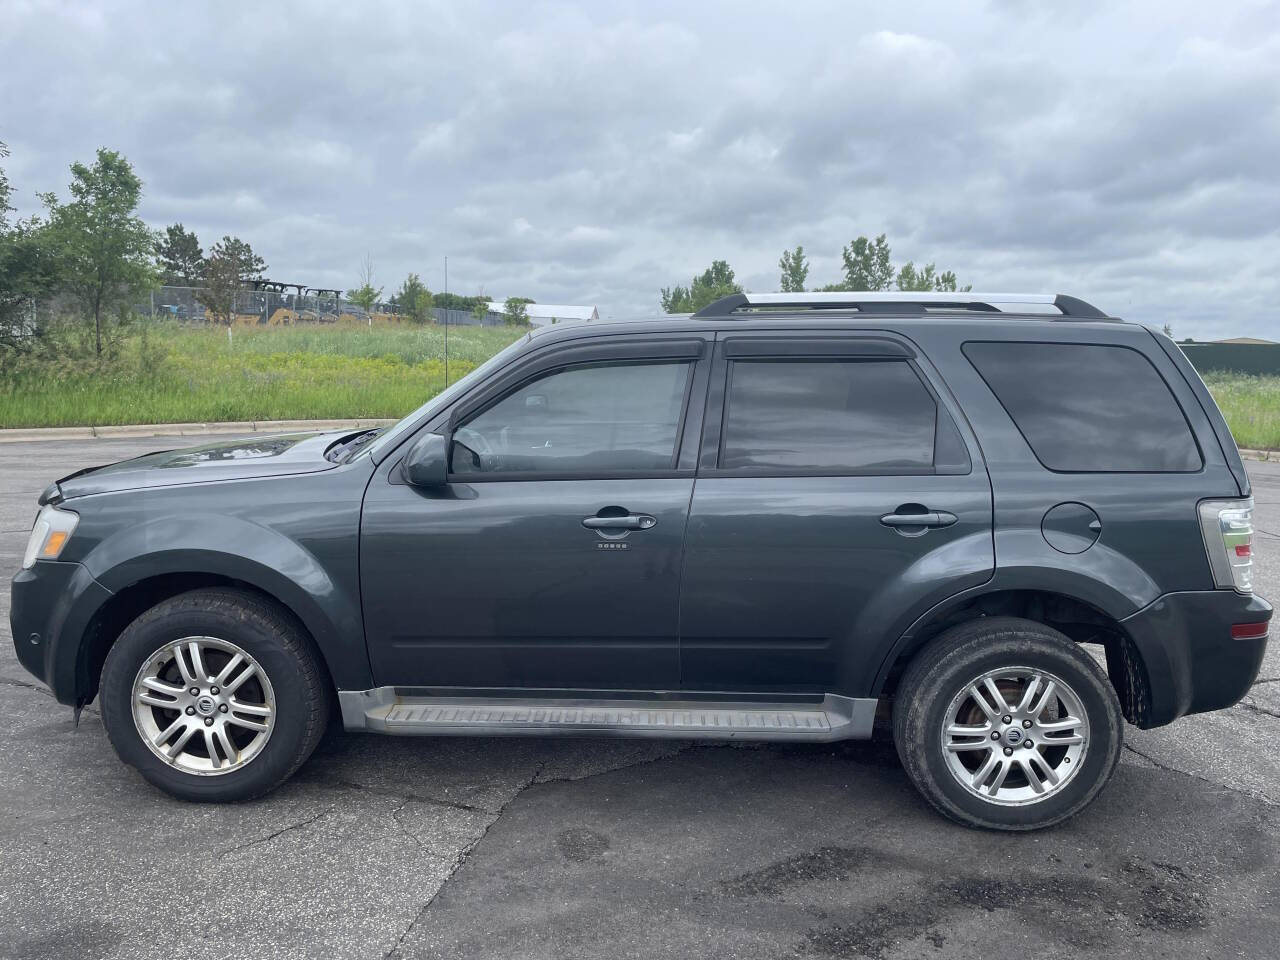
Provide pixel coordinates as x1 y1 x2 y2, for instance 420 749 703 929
1 436 1278 960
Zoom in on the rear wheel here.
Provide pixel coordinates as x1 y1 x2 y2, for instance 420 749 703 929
100 588 330 802
893 616 1123 831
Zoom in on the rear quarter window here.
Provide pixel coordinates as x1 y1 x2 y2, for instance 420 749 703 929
963 341 1202 473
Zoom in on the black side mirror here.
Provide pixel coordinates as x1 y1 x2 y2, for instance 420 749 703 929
403 432 449 488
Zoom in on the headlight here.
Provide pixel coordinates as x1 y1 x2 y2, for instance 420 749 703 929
22 504 79 569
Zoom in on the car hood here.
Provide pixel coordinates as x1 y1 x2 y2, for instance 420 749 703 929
51 431 348 501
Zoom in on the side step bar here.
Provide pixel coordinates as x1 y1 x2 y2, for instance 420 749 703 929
338 689 877 742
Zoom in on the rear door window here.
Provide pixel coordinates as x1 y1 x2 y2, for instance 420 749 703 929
963 341 1201 472
719 359 946 473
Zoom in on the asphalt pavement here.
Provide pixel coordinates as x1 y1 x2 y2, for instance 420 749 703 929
1 436 1277 960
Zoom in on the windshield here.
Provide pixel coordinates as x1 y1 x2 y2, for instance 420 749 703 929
364 334 531 461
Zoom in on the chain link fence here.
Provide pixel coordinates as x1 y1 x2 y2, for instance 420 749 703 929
133 286 508 327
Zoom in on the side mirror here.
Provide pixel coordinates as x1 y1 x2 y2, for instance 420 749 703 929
403 432 449 488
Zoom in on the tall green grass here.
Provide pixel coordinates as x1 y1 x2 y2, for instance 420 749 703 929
0 323 527 427
1200 372 1280 451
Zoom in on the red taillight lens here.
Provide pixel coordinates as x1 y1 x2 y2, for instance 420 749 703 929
1235 544 1252 558
1231 622 1269 640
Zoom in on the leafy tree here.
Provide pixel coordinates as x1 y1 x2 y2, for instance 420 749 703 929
394 272 432 324
345 254 383 317
40 148 157 355
832 234 894 291
778 245 808 292
0 142 60 347
502 296 531 325
660 259 742 313
470 300 489 323
155 223 204 285
206 236 266 282
435 292 490 312
197 249 241 325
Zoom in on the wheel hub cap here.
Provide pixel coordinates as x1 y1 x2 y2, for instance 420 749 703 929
131 636 276 776
941 666 1089 806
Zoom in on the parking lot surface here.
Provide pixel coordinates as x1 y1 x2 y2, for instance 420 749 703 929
1 436 1278 960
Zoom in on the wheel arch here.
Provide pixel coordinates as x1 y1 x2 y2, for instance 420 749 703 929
874 586 1153 727
76 563 357 709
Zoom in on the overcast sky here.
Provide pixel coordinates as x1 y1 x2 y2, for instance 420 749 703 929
3 0 1279 337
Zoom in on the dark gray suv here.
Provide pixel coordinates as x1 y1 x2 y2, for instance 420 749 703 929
10 292 1271 830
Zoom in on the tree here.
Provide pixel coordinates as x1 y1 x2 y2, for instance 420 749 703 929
0 142 59 347
40 148 157 355
1162 323 1174 338
828 234 894 291
470 300 490 323
660 259 742 313
345 253 383 318
778 245 808 292
394 272 432 324
197 248 241 325
155 223 204 285
207 235 266 282
502 296 531 325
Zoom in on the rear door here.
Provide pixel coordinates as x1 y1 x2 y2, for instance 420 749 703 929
678 331 994 696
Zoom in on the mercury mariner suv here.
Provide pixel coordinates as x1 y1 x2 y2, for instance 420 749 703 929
11 292 1270 830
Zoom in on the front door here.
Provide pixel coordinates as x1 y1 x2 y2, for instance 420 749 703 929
361 336 709 692
678 333 994 695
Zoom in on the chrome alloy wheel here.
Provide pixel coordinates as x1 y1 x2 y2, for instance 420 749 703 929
131 636 275 776
941 667 1088 806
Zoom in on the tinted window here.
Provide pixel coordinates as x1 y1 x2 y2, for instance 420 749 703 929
720 360 937 472
964 342 1201 472
452 361 691 475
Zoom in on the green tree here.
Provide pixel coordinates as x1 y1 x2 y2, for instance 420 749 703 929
832 234 894 291
778 245 808 292
40 147 157 355
345 254 383 318
197 249 241 325
502 296 531 325
660 259 742 313
436 292 489 312
207 235 266 282
0 142 59 347
394 272 432 324
155 223 205 285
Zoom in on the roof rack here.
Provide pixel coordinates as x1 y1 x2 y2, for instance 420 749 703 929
690 292 1114 320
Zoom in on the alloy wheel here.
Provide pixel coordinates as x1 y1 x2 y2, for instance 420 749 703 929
131 636 276 776
940 666 1088 806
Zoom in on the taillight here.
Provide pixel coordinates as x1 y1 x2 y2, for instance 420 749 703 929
1198 498 1254 594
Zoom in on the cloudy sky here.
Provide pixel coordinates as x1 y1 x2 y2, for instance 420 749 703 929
3 0 1279 337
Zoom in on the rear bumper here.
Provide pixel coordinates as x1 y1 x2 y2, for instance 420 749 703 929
10 561 113 706
1121 589 1271 728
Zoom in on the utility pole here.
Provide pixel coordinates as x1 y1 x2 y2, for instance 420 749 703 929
443 255 449 387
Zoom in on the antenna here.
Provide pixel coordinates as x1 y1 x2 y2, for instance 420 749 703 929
443 256 450 387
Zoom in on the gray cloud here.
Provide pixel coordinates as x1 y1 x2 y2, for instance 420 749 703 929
2 0 1278 336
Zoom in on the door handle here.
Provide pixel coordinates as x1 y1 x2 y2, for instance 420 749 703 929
582 514 657 531
880 511 958 529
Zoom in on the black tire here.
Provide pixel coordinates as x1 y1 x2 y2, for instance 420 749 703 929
100 587 331 802
892 616 1123 831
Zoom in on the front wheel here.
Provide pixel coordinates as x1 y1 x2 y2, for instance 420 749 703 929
100 588 331 802
893 616 1123 831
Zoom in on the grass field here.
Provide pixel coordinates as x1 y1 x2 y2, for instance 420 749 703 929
0 323 527 427
1 325 1277 449
1200 372 1280 451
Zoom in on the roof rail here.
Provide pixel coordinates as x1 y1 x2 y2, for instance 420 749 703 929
690 292 1113 320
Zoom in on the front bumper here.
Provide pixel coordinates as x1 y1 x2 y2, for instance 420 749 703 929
1121 589 1271 728
10 560 113 706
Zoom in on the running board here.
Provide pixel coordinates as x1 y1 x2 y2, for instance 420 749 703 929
338 689 876 742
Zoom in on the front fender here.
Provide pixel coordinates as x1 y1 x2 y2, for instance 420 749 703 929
82 513 371 690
